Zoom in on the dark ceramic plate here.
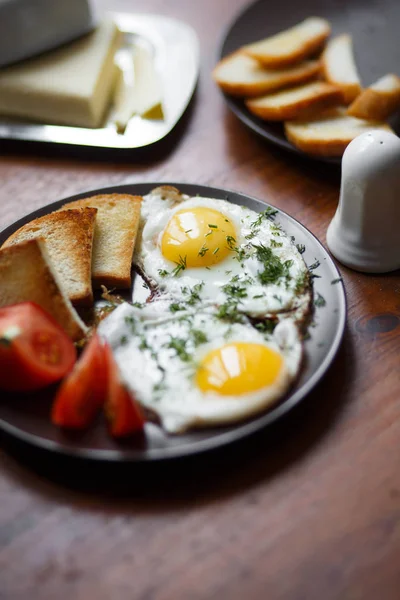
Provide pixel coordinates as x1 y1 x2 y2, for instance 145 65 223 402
218 0 400 164
0 183 346 463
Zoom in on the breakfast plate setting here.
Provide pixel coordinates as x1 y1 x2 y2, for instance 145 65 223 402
2 1 400 597
0 183 345 463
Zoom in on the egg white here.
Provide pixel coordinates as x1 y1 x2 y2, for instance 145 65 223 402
98 302 302 433
136 188 309 319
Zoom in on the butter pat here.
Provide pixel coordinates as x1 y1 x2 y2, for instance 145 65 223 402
0 20 122 128
113 45 164 133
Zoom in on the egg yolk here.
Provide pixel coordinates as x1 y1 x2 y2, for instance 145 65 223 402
161 207 237 267
196 342 283 395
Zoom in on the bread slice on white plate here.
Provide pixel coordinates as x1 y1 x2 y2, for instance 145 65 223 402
61 194 142 289
322 34 362 104
284 107 392 156
246 81 343 121
1 207 97 307
347 73 400 120
243 17 330 69
0 238 87 341
213 51 321 97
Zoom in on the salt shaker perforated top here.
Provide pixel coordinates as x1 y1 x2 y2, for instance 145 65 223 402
327 130 400 273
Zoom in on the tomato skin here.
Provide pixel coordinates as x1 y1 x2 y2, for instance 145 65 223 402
0 302 76 392
51 334 107 429
104 343 144 438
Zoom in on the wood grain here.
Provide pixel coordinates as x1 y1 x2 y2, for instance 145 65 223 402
0 1 400 599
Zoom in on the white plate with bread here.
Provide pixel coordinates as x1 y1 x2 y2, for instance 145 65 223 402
214 0 400 163
0 182 345 463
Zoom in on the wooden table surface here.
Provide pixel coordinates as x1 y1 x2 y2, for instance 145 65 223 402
1 1 400 598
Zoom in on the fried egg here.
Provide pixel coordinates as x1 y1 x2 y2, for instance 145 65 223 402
136 187 310 319
98 302 302 433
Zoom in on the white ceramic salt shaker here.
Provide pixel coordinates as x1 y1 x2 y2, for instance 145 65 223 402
327 130 400 273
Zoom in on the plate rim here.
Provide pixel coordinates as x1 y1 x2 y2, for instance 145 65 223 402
0 182 346 463
215 0 341 166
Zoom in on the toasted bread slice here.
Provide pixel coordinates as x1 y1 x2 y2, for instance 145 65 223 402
322 34 362 104
246 81 343 121
0 239 87 341
284 107 392 156
2 207 97 307
213 52 320 97
243 17 330 69
347 74 400 120
61 194 142 289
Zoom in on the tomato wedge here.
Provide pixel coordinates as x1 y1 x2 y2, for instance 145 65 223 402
0 302 76 392
103 343 144 438
51 334 107 429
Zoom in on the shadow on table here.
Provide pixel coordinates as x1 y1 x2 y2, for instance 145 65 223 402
222 109 342 188
0 326 354 510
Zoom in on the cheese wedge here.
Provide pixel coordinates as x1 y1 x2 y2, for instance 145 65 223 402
285 107 392 156
113 45 164 133
0 20 122 128
213 51 320 97
243 17 330 68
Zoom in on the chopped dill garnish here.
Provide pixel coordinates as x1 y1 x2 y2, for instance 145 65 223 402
255 319 276 334
314 293 326 307
185 229 193 234
331 277 343 285
270 240 283 248
226 235 236 249
172 255 187 277
294 272 309 294
296 243 306 254
186 282 204 306
167 337 191 362
270 223 282 236
158 269 169 277
132 301 144 309
124 314 137 333
198 244 209 257
120 335 128 345
205 231 213 237
308 259 321 279
252 243 287 285
308 260 320 271
139 336 149 350
213 247 220 255
222 282 248 299
253 294 263 299
191 329 208 346
250 207 278 228
169 303 185 313
233 246 246 262
208 224 218 228
216 301 241 323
